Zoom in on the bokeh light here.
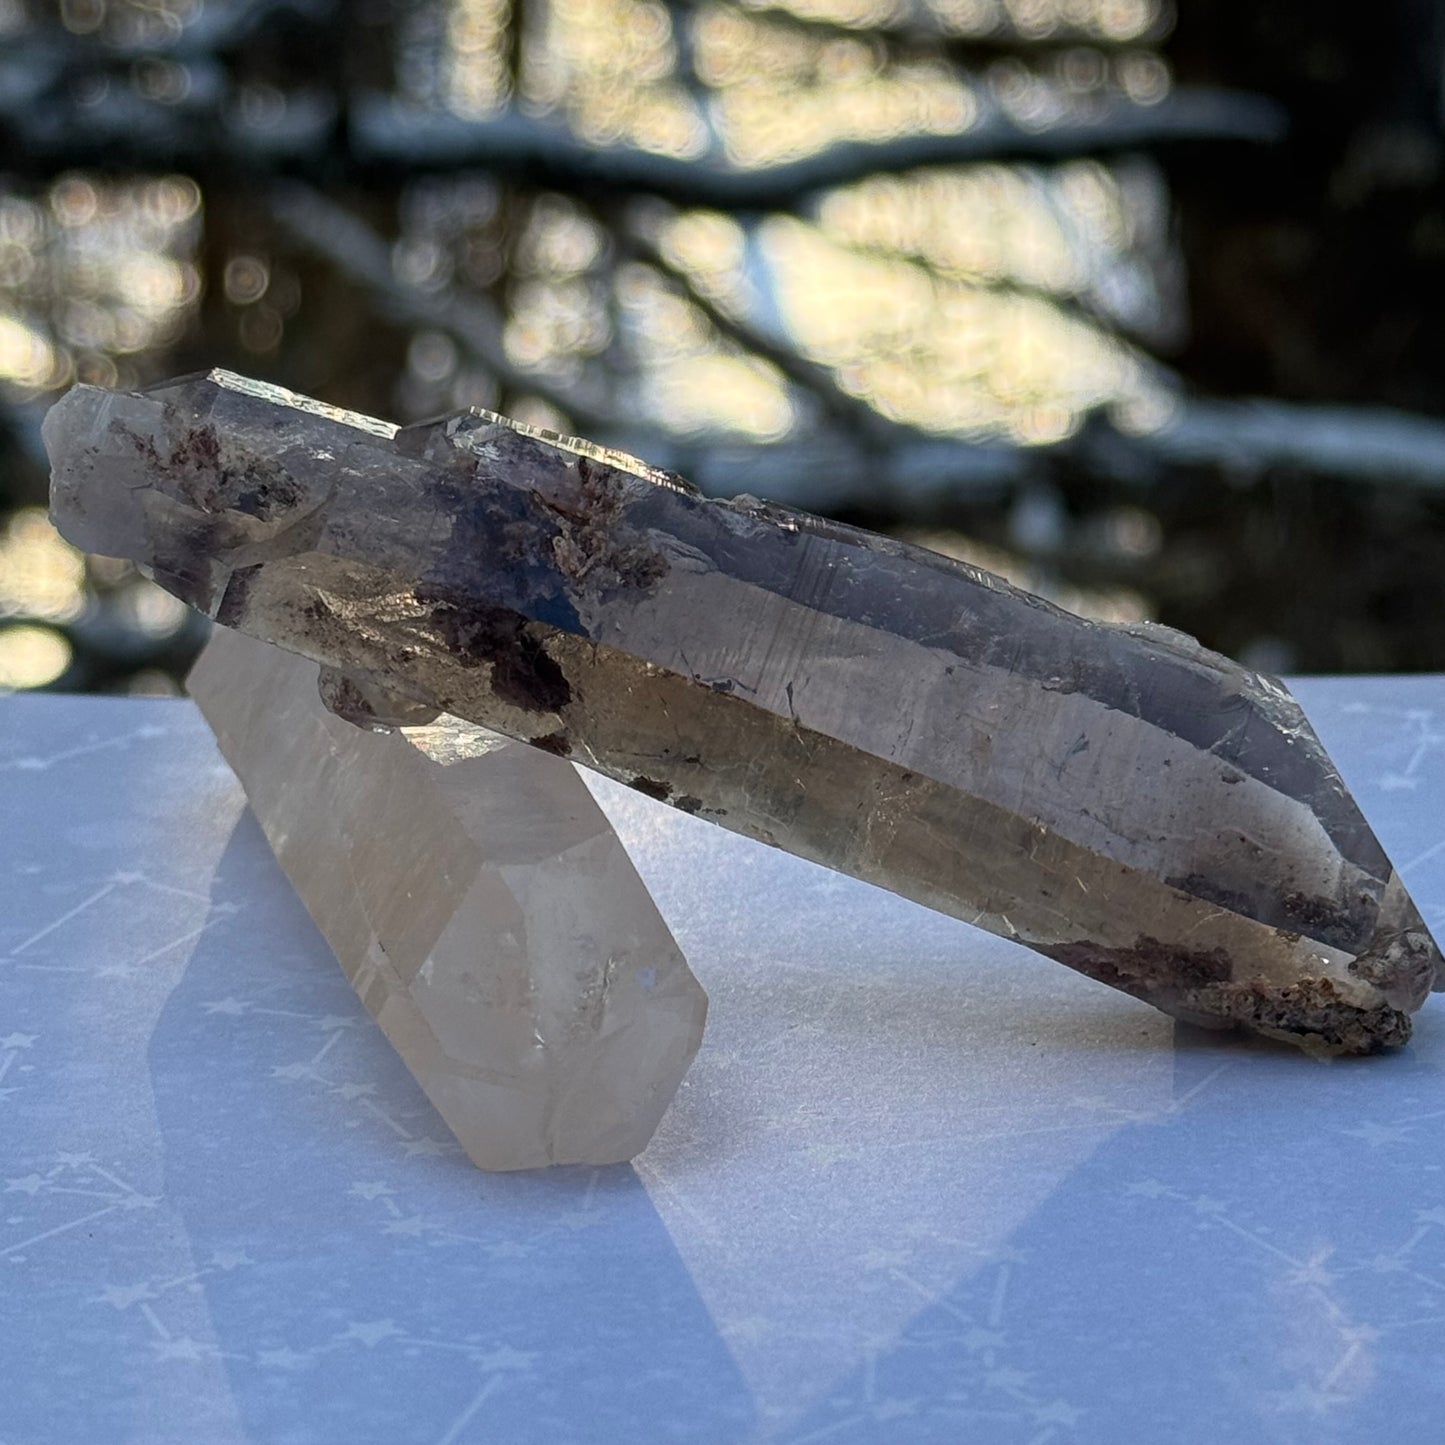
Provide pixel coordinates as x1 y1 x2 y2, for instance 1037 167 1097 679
0 625 72 691
741 0 1168 42
0 174 201 400
693 7 977 168
523 0 709 158
0 509 86 624
710 210 1160 442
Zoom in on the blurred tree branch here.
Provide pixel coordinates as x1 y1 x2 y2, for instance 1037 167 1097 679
0 71 1283 207
350 88 1284 207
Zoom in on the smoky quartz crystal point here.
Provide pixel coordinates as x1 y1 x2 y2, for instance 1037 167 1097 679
46 370 1444 1055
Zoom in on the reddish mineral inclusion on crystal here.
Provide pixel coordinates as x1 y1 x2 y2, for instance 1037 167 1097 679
45 369 1445 1055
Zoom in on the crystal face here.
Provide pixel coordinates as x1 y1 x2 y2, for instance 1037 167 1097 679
45 370 1445 1054
189 625 707 1170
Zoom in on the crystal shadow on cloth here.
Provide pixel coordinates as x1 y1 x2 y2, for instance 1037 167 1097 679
143 816 752 1445
770 1017 1445 1445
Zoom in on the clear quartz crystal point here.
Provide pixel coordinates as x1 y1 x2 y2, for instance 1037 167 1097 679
188 626 707 1170
45 369 1445 1056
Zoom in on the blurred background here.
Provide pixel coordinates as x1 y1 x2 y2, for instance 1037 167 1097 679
1 0 1443 695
